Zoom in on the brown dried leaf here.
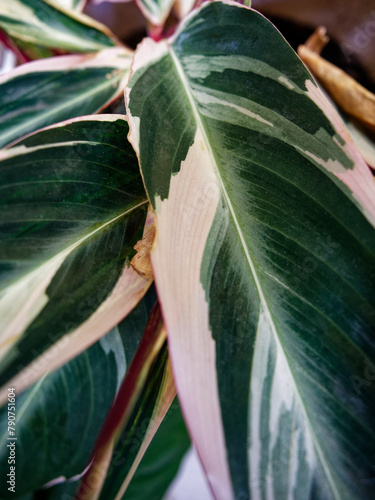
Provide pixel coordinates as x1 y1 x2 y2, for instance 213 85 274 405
298 44 375 130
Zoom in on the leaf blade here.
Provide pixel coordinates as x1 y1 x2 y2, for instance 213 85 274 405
126 2 375 499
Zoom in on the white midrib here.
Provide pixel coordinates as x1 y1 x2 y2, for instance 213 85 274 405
1 72 126 145
168 44 341 500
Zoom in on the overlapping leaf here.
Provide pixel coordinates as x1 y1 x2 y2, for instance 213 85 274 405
0 115 152 404
0 0 118 53
0 47 132 148
126 2 375 499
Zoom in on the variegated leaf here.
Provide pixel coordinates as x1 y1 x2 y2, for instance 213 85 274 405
0 115 152 405
126 2 375 499
76 302 176 500
0 47 132 149
0 0 119 53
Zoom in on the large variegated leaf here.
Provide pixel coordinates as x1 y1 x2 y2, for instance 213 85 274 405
76 302 176 500
0 0 119 53
0 47 132 148
126 2 375 499
0 115 152 405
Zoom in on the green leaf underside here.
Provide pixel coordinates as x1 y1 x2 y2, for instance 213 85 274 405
0 48 132 148
0 0 117 52
136 0 175 27
0 116 148 393
127 2 375 500
0 286 157 497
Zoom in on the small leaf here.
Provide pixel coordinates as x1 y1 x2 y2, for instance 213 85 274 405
0 329 122 497
298 44 375 130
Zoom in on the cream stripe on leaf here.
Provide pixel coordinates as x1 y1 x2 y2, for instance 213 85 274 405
0 115 151 402
126 2 375 499
0 47 132 148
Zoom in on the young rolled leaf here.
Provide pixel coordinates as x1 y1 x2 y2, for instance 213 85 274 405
0 0 119 53
0 115 152 405
0 47 132 148
126 2 375 499
76 302 176 500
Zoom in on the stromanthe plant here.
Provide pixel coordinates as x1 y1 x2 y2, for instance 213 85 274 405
0 0 374 499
